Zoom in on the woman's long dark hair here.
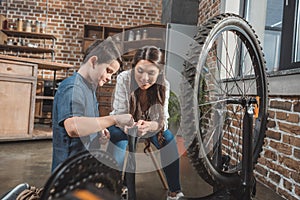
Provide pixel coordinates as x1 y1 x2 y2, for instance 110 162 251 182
129 46 166 148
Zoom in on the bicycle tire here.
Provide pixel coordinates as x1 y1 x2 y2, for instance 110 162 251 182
41 150 122 200
180 13 268 188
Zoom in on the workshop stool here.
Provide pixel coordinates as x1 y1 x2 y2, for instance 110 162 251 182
144 142 169 190
124 139 169 191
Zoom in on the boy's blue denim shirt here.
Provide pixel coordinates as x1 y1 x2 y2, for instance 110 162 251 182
51 72 99 172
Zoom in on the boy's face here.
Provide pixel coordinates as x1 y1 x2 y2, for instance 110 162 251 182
94 60 120 87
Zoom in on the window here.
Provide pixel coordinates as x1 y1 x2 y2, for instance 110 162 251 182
244 0 300 71
243 0 284 72
263 0 283 71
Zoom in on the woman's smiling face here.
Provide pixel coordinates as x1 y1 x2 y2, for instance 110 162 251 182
134 59 160 90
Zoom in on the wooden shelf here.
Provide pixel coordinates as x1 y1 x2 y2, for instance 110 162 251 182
0 29 56 61
103 26 123 38
83 37 102 41
124 23 166 30
0 54 73 70
0 44 54 54
123 38 165 53
36 95 54 100
1 29 56 40
83 24 104 38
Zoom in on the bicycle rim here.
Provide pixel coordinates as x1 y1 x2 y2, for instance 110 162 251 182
181 13 268 187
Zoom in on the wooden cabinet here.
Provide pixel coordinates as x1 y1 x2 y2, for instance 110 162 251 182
82 25 123 53
97 83 115 116
0 55 74 140
122 24 166 53
0 59 37 140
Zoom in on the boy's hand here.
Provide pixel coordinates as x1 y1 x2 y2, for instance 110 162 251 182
114 114 134 128
99 129 110 144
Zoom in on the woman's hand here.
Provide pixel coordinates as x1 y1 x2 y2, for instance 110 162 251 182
122 120 159 137
136 120 158 136
99 129 110 144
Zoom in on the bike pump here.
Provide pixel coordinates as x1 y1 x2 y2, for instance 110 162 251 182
240 98 256 200
126 126 138 200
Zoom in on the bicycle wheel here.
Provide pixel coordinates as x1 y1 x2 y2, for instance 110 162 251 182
180 13 268 187
41 150 122 199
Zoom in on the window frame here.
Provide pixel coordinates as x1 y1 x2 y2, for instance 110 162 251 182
279 0 300 70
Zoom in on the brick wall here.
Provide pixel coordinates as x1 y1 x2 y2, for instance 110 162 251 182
197 0 221 25
256 96 300 200
0 0 162 79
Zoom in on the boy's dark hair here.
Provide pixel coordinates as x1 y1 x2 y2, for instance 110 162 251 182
82 37 122 65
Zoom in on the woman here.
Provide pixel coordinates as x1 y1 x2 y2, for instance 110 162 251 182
108 46 184 200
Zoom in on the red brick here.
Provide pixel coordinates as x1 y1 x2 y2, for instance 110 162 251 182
264 149 278 160
265 180 277 192
275 165 290 178
254 165 268 176
295 184 300 197
278 188 294 200
283 179 293 191
265 159 277 171
278 122 300 135
269 171 281 184
282 134 290 144
268 110 275 118
270 100 292 111
294 101 300 112
281 156 300 171
294 148 300 160
269 141 279 149
257 156 267 165
287 113 299 123
290 137 300 147
266 130 281 140
291 171 300 183
277 111 287 120
268 120 276 128
282 135 300 151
